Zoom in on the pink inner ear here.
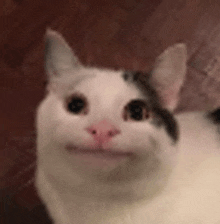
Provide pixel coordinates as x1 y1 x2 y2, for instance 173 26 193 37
157 83 181 110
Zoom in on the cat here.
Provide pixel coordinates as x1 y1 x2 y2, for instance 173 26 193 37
35 28 220 224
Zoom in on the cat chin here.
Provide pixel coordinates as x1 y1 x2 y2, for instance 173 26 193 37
65 144 134 168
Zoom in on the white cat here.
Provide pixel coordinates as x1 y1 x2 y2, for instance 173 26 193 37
35 29 220 224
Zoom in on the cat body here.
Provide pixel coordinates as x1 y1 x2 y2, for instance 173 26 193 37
35 29 220 224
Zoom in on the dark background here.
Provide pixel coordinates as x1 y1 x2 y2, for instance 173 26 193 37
1 0 220 223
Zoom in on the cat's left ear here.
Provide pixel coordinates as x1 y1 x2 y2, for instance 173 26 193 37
44 28 82 80
150 44 187 111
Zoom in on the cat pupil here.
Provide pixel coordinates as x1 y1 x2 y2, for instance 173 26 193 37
130 104 143 120
127 100 147 121
68 97 85 114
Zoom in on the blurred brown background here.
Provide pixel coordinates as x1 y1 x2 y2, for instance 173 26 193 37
1 0 220 223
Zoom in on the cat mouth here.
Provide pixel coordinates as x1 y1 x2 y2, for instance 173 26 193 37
65 144 133 158
65 144 134 167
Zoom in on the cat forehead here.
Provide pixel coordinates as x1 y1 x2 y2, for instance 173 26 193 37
71 67 143 97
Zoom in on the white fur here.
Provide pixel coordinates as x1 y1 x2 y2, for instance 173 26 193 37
36 110 220 224
35 30 220 224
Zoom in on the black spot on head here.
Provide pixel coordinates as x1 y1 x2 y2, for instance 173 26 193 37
133 71 142 81
122 72 130 81
122 71 142 82
208 108 220 124
125 71 179 142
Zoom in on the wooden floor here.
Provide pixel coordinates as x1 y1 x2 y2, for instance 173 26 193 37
1 0 220 223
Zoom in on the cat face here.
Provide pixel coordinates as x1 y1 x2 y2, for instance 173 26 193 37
36 29 187 191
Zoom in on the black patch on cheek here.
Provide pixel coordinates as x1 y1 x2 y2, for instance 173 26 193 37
125 70 179 142
208 108 220 124
153 108 179 142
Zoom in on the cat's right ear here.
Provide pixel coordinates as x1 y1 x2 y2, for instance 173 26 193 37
44 28 82 80
150 43 187 111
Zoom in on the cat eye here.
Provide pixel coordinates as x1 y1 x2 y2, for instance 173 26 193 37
123 100 150 121
67 95 87 114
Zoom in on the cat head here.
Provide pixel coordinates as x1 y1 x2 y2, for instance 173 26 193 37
37 28 187 200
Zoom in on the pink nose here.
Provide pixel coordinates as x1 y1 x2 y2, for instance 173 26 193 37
86 120 121 145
